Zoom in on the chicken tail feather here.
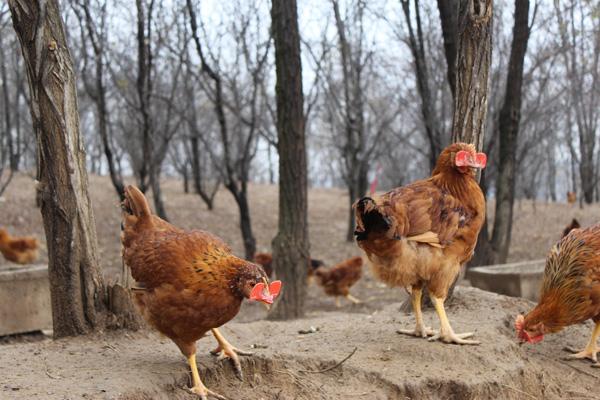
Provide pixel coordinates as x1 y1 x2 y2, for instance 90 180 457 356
123 185 152 218
353 197 392 241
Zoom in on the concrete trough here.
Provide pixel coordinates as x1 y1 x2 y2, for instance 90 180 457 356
468 259 545 301
0 265 52 336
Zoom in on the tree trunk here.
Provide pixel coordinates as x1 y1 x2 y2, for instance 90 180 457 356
437 0 459 100
229 184 257 261
1 43 17 171
8 0 108 337
269 0 309 320
190 134 215 210
487 0 530 265
450 0 493 150
182 162 190 194
135 0 152 193
150 167 169 221
433 0 493 303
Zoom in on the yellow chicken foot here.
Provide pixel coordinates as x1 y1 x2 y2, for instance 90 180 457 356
397 288 435 338
564 322 600 367
335 297 341 307
187 354 227 400
345 294 362 304
210 328 253 380
428 295 479 345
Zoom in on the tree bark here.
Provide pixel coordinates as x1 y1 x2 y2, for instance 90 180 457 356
8 0 108 337
437 0 493 302
450 0 493 151
269 0 309 320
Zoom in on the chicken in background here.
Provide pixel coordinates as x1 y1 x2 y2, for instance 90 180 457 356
0 228 39 265
354 143 486 345
516 224 600 367
121 186 281 399
312 256 363 307
567 191 577 205
253 251 324 279
562 218 581 238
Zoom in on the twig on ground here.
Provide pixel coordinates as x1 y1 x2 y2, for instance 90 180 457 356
298 347 358 374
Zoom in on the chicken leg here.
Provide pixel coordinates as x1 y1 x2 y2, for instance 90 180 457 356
428 295 479 345
564 322 600 367
210 328 253 379
187 353 227 400
345 294 362 304
397 287 435 338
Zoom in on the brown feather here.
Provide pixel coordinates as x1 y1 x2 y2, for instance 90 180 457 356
522 224 600 334
354 143 485 298
120 186 267 355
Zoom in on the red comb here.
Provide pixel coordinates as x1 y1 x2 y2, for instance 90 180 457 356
269 281 282 297
475 152 487 168
455 150 470 166
249 281 283 304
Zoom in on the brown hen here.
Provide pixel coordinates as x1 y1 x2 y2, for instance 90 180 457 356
313 256 363 307
121 186 281 399
0 228 39 265
354 143 486 345
516 224 600 367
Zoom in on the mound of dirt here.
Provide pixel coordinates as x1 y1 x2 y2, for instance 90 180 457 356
1 287 598 400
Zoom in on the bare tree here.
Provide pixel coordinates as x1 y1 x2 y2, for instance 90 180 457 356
72 0 125 199
8 0 109 337
485 0 532 264
269 0 310 319
327 0 394 242
554 0 599 205
400 0 446 169
186 0 269 259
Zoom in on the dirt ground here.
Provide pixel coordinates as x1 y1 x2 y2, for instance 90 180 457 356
1 174 600 399
1 287 599 400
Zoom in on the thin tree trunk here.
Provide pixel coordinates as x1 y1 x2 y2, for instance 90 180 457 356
150 167 169 221
8 0 108 337
488 0 530 265
269 0 309 320
401 0 444 170
1 44 17 171
229 184 256 260
437 0 459 101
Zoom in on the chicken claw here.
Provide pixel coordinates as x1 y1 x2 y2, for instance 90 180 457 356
210 328 253 380
563 346 599 365
397 325 435 338
428 296 480 345
186 354 227 400
428 331 479 345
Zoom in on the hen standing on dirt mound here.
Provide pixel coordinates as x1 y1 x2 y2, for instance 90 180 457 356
121 185 281 399
516 224 600 367
354 143 487 345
